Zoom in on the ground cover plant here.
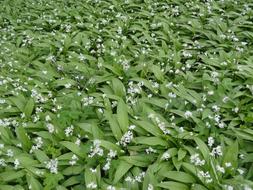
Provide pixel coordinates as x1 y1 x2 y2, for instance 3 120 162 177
0 0 253 189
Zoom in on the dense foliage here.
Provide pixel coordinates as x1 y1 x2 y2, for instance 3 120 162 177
0 0 253 189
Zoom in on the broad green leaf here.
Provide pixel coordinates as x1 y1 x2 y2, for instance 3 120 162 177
24 99 34 117
111 78 126 97
0 171 25 182
60 141 85 158
117 99 129 133
113 161 132 184
161 171 196 183
157 181 189 190
133 136 168 146
16 127 31 151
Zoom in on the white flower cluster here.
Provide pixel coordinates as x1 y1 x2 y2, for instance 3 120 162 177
107 185 116 190
125 172 145 183
46 123 55 133
210 145 223 157
126 81 143 105
190 153 205 166
45 159 58 174
0 159 6 166
103 150 117 171
216 164 225 174
118 125 136 147
69 154 78 165
148 184 154 190
119 131 133 147
148 114 170 135
7 149 14 157
65 125 74 137
31 89 47 103
208 136 214 147
30 137 43 153
82 96 94 106
198 171 213 183
87 182 97 189
161 152 171 161
184 111 192 119
88 140 104 158
14 159 20 169
145 147 157 154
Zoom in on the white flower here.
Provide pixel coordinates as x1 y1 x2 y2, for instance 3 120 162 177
212 105 220 112
145 147 157 154
65 125 74 137
125 176 133 182
207 90 214 95
161 152 170 160
75 138 81 146
103 161 111 171
0 159 6 166
89 140 104 157
14 159 20 169
129 125 136 130
208 137 214 147
210 145 223 157
198 171 212 183
225 185 234 190
107 185 116 190
108 150 117 158
222 96 229 103
184 111 192 118
64 83 72 89
190 153 205 166
0 144 4 149
82 96 94 106
45 159 58 174
87 182 97 189
148 184 154 190
168 92 177 98
69 154 78 166
232 107 239 113
225 162 232 168
216 165 225 173
119 131 133 147
46 123 55 133
237 168 244 175
45 115 51 122
244 185 252 190
90 168 97 173
7 149 14 157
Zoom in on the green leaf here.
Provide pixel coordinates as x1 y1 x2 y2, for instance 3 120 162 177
16 127 31 151
222 140 238 169
111 78 126 97
27 175 43 190
34 150 49 163
117 99 129 133
113 161 132 184
0 171 25 182
161 171 196 183
178 148 187 161
157 181 189 190
194 137 210 161
191 184 208 190
134 120 162 137
104 111 122 140
60 141 85 158
120 155 154 167
24 99 34 117
133 136 168 146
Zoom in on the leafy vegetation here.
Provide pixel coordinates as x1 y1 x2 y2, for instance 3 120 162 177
0 0 253 189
